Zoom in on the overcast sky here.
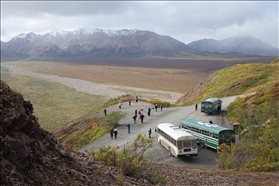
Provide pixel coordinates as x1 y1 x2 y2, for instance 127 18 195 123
1 1 278 48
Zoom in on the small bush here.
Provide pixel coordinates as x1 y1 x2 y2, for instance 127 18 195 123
89 134 167 184
103 111 127 128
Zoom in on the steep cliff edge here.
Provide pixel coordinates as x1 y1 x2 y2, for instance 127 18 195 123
0 80 125 185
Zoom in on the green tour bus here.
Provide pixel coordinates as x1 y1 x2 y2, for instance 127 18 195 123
180 119 235 149
200 97 222 114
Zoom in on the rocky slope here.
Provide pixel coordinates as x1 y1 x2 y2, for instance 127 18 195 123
1 80 278 185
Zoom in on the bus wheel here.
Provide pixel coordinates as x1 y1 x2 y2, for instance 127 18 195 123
168 148 172 156
200 141 205 148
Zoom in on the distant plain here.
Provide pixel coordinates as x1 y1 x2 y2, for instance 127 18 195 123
10 56 275 93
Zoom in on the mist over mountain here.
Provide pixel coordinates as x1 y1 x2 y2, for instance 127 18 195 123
187 37 278 57
1 28 204 58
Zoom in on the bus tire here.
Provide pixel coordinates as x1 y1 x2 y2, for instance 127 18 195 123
200 141 205 148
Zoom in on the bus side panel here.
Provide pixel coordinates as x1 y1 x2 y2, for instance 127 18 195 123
159 137 177 157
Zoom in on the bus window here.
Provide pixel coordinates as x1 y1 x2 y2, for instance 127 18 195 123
183 141 191 147
177 141 182 148
209 132 213 137
192 140 197 146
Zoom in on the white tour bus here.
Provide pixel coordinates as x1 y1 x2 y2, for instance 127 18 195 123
156 123 198 157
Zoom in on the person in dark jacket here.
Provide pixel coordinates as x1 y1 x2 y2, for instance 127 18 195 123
133 115 137 124
140 114 144 124
147 108 151 116
110 128 114 139
148 128 152 138
127 123 131 134
114 129 118 139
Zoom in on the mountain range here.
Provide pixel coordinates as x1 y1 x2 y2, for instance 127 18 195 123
1 28 278 58
187 37 278 57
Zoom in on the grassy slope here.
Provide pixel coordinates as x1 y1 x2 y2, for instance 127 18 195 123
195 61 279 105
1 66 106 131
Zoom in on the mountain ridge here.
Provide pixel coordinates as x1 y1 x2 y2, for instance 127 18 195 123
187 37 278 56
1 28 204 58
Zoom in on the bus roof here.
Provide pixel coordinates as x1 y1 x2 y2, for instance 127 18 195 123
157 123 196 140
201 97 221 103
181 119 233 134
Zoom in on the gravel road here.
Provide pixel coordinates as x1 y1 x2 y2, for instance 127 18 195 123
79 95 238 170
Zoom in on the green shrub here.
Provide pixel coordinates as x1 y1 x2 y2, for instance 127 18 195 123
88 134 167 184
103 111 127 128
65 123 107 150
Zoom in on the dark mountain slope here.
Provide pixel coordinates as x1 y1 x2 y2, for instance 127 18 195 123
188 37 278 56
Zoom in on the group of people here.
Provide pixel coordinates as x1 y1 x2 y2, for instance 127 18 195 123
133 109 146 124
109 128 118 139
107 96 161 139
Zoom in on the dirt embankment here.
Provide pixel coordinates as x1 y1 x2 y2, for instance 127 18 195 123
175 74 214 105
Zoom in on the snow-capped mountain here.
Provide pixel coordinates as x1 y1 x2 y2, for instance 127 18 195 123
1 28 204 58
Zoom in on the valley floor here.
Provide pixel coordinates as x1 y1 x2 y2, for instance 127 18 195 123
2 61 182 103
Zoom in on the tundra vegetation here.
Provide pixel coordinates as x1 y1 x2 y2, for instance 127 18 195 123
212 60 279 171
88 134 167 185
1 66 106 131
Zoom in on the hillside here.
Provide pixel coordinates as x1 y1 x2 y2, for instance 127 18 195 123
177 57 279 105
187 37 279 57
1 80 279 185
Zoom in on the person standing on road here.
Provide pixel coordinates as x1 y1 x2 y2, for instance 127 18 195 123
135 109 137 117
110 128 114 139
195 104 198 110
129 99 131 106
140 114 144 124
138 110 142 116
147 108 151 116
114 128 118 139
160 104 163 111
133 115 137 124
136 96 138 102
118 101 122 109
148 128 152 138
155 104 158 112
104 108 107 116
127 123 131 134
